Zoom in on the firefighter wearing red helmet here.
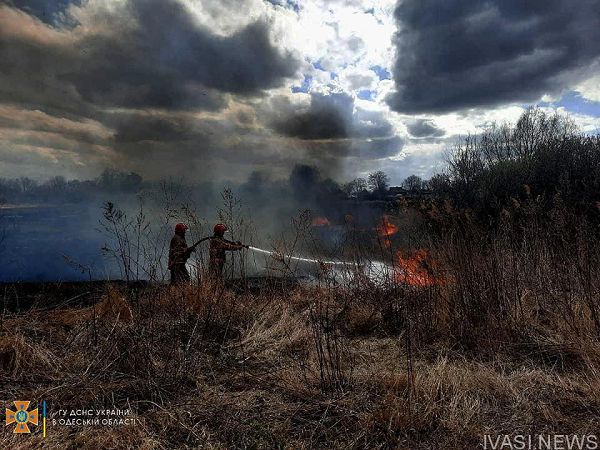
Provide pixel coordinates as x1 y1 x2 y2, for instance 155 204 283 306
168 222 194 285
209 223 247 280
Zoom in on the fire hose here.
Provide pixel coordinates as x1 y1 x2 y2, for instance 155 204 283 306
247 246 393 283
191 236 349 266
247 246 353 267
192 237 372 269
188 235 423 284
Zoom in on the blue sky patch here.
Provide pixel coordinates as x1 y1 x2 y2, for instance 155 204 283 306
313 60 327 72
265 0 300 13
555 91 600 117
370 65 391 80
357 89 376 101
292 75 312 93
537 91 600 118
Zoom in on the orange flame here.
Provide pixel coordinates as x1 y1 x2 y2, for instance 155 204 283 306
376 215 398 248
312 216 331 226
394 249 445 287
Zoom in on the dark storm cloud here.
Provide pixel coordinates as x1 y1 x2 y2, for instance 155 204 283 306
388 0 600 113
0 0 307 181
271 92 396 143
275 111 347 140
0 11 89 120
106 107 274 176
113 115 205 144
1 0 407 184
0 106 111 146
303 136 403 160
268 92 403 162
353 108 394 139
71 0 298 109
407 119 445 138
0 0 298 115
272 92 353 140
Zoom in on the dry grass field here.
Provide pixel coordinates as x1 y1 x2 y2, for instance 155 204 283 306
1 209 599 449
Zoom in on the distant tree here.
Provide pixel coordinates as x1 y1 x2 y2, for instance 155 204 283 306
18 177 38 195
320 178 344 196
97 169 142 192
448 107 577 186
428 173 451 196
343 177 368 198
48 176 67 192
402 174 425 193
367 171 390 196
98 169 115 190
356 177 368 192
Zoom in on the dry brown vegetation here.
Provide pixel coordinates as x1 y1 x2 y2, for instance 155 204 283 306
1 206 600 449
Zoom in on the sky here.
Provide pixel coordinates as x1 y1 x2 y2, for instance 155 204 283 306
1 0 600 185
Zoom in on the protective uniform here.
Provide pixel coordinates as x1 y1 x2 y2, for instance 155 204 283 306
208 223 245 279
169 223 193 285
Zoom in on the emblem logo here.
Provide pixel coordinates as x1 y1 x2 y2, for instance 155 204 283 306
6 401 39 434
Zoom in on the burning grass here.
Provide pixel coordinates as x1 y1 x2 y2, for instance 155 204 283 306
375 215 398 249
312 216 331 227
393 249 447 287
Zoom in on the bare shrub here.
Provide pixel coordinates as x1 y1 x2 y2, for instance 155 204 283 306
308 291 354 393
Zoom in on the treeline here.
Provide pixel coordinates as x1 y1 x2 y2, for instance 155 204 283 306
0 169 144 204
433 108 600 222
0 164 425 207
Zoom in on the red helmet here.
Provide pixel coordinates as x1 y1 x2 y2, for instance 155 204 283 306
175 223 188 233
213 223 227 235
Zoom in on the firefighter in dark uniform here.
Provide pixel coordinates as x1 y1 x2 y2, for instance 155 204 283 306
209 223 246 280
168 222 194 285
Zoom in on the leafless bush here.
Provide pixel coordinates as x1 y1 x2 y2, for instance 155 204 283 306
98 184 206 284
308 292 354 393
217 188 253 281
100 200 153 284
